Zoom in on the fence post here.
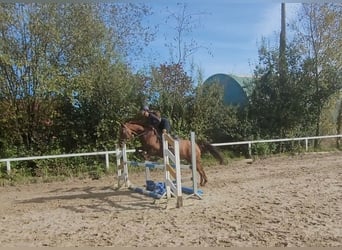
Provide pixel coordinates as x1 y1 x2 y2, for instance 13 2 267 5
248 142 252 158
105 153 109 170
6 161 11 173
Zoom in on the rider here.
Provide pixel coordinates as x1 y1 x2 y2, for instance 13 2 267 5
141 105 171 136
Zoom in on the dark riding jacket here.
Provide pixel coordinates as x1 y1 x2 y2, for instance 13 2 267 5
147 111 160 128
146 111 171 134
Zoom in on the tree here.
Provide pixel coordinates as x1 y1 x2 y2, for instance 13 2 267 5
164 3 209 65
0 4 66 153
191 82 242 142
248 36 314 142
146 63 193 137
0 3 154 155
98 3 155 66
293 3 342 144
248 3 341 149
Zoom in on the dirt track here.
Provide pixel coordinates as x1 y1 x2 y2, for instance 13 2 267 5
0 152 341 247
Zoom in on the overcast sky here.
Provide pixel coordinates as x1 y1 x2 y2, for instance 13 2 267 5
137 0 302 80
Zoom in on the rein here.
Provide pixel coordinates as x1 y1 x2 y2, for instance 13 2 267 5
123 123 153 139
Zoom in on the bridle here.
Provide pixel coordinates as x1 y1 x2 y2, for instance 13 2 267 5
122 123 150 140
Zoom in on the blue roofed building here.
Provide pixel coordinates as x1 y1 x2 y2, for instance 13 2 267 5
203 73 251 107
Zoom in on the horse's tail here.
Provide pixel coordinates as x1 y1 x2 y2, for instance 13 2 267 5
198 141 224 165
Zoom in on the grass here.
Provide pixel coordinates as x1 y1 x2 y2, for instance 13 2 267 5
0 159 117 187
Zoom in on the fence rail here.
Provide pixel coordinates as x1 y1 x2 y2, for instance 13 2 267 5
1 134 341 174
0 149 135 173
212 134 342 156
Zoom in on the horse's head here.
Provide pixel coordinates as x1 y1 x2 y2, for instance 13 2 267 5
119 123 132 145
118 121 145 145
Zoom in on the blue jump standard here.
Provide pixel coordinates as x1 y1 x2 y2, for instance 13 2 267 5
130 181 203 199
128 161 162 169
145 180 203 197
128 161 185 169
181 186 203 195
129 186 163 199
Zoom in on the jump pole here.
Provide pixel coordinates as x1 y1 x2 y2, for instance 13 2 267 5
116 138 183 208
116 144 164 198
116 143 131 188
175 132 202 199
116 132 201 207
162 132 183 208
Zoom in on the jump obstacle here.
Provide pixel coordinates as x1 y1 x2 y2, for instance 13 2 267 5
116 132 202 208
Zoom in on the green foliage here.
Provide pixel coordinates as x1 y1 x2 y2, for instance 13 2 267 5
146 63 194 135
1 3 341 184
251 142 277 157
0 155 111 185
248 3 341 144
192 82 249 142
293 3 342 140
0 3 154 157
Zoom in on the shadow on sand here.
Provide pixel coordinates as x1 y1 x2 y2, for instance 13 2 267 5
17 185 167 212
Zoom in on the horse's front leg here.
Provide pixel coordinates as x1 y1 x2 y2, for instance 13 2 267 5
134 147 151 161
134 147 146 159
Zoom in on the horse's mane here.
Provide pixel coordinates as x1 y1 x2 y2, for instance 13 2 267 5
126 120 146 126
124 120 153 130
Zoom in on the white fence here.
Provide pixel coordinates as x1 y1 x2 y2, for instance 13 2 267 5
1 134 342 174
212 134 342 156
0 149 134 174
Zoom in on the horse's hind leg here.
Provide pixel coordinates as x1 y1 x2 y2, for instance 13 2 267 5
196 161 208 186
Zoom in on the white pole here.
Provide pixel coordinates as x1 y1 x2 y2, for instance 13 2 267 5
116 145 122 187
105 153 109 170
174 139 183 208
190 132 198 195
248 142 252 157
122 143 129 187
163 133 171 199
6 161 11 173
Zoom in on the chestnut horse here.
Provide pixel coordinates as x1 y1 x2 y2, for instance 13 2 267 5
119 121 224 186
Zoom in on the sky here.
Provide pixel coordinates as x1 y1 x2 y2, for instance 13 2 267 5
137 0 302 81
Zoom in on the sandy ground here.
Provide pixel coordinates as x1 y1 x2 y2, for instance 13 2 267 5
0 151 341 247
